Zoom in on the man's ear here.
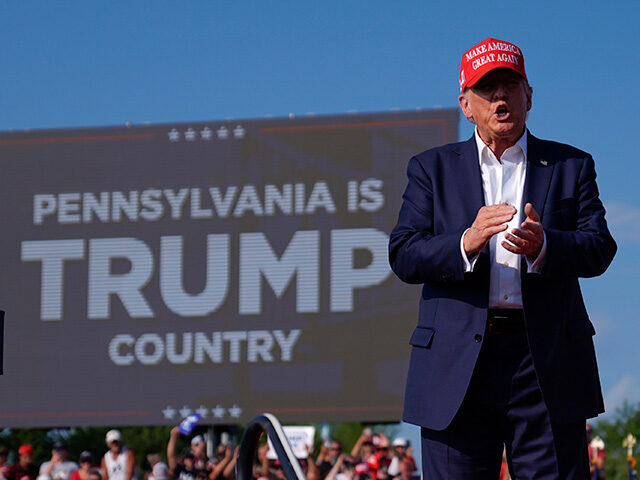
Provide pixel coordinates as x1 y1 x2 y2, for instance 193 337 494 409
458 92 474 122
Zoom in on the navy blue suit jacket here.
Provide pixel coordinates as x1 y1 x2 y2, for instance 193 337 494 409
389 131 617 430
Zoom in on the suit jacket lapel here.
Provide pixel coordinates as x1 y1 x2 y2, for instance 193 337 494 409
523 131 554 219
457 135 485 221
457 135 490 262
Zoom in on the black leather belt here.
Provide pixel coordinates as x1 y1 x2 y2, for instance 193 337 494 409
487 309 525 335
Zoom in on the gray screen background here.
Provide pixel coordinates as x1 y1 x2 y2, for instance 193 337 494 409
0 109 458 427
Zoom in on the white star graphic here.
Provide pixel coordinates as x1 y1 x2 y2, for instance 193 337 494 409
200 127 212 140
228 404 242 418
217 126 229 139
162 406 176 420
168 128 180 142
233 125 245 139
212 405 226 419
196 405 209 418
179 406 192 418
185 128 196 141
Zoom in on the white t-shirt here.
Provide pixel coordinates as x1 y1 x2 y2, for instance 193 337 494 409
39 461 79 480
104 449 130 480
149 463 169 480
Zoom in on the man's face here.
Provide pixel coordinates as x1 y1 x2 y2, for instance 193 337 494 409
55 448 68 460
216 444 226 458
191 441 205 457
328 442 342 461
362 442 374 455
459 68 531 147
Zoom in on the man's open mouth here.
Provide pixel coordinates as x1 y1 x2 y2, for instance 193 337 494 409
496 105 510 120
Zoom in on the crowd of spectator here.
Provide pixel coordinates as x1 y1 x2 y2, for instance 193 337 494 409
252 430 417 480
0 423 608 480
0 428 417 480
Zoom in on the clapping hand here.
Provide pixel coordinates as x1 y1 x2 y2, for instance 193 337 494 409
502 203 543 257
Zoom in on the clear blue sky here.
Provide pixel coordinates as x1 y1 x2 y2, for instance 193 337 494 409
1 0 638 442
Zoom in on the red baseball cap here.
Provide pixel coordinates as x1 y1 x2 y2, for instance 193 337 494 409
459 38 527 92
18 444 34 456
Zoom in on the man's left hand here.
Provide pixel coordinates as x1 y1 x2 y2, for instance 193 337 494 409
502 203 544 256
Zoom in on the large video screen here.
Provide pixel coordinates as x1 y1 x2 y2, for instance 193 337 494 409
0 109 458 427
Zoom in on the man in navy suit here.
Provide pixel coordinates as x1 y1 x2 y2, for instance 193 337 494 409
389 38 616 478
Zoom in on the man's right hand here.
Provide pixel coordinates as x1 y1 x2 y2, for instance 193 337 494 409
463 204 516 256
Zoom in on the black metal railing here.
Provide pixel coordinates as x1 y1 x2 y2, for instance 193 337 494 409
236 413 306 480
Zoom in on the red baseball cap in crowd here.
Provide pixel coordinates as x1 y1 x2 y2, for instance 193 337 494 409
459 38 527 92
18 444 34 456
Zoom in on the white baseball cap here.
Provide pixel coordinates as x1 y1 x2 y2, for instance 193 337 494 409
392 438 409 447
191 435 204 446
106 429 122 443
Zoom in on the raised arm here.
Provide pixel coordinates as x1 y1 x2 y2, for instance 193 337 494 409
324 454 345 480
209 446 233 480
167 427 180 474
222 447 239 480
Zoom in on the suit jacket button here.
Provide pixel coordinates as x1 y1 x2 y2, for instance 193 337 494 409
474 334 482 343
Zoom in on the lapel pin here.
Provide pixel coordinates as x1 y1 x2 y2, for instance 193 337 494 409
540 159 548 166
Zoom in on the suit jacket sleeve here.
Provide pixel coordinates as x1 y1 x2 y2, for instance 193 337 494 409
389 155 466 284
542 155 616 278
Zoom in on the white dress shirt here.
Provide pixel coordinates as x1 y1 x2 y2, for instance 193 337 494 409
460 129 546 308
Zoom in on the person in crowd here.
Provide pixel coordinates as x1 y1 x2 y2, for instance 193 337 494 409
253 443 270 480
587 422 606 479
386 439 414 479
39 442 78 480
87 470 102 480
169 451 200 480
70 452 93 480
167 428 204 480
189 437 211 472
259 443 319 480
0 446 9 480
209 443 228 469
368 435 390 480
101 430 135 480
324 454 360 480
316 440 342 479
208 445 233 480
350 433 374 466
221 447 239 480
145 455 168 480
5 445 38 480
390 460 414 480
